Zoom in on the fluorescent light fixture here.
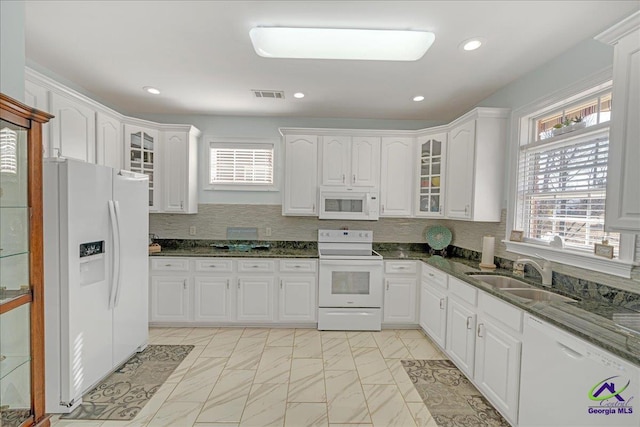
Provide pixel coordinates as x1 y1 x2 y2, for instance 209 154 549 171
250 27 435 61
462 39 483 51
413 95 425 102
293 92 305 99
143 86 161 95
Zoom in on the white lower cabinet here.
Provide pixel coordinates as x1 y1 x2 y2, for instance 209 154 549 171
236 276 275 322
420 281 447 348
446 298 477 377
150 276 190 323
383 277 417 324
278 276 317 322
193 276 233 322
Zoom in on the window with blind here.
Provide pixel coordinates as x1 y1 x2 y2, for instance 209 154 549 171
209 143 274 186
514 88 621 256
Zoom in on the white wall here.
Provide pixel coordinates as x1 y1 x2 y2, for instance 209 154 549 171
1 0 25 101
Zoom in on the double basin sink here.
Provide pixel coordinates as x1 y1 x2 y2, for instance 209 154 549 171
470 274 577 303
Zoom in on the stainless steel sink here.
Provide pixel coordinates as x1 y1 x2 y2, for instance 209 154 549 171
470 274 536 289
501 288 577 303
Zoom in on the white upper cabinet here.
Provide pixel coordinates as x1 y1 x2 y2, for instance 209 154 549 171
596 12 640 233
415 132 447 217
49 92 96 162
96 112 122 170
124 124 159 211
445 108 509 221
380 136 414 216
321 135 380 187
24 79 50 157
162 126 200 214
283 134 319 216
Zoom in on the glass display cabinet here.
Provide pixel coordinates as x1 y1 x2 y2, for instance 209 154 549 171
0 93 53 426
416 133 446 217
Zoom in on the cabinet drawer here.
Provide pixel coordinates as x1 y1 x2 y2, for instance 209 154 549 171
421 263 448 289
479 292 523 333
385 260 417 274
237 259 276 273
448 276 478 306
279 259 317 273
194 258 233 273
150 258 190 272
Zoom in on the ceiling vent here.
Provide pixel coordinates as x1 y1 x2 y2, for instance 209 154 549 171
252 89 285 99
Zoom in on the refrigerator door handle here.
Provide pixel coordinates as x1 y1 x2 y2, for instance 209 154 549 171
108 200 121 309
113 200 124 307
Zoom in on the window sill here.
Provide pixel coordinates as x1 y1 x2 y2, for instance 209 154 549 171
204 183 278 192
503 240 636 278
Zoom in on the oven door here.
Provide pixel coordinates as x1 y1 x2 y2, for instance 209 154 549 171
318 259 383 308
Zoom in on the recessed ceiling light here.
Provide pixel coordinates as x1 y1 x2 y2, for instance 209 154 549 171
461 39 483 51
143 86 161 95
249 27 436 61
293 92 305 99
413 95 425 102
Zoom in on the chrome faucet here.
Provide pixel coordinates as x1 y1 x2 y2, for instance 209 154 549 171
515 256 553 287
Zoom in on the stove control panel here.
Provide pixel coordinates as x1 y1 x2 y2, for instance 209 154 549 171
318 229 373 242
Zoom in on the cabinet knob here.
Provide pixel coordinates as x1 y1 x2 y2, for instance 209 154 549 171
477 323 485 337
183 280 187 290
312 203 316 212
439 298 445 309
466 316 473 329
180 201 184 209
381 204 385 214
342 174 346 183
353 174 356 183
280 280 283 289
165 264 172 267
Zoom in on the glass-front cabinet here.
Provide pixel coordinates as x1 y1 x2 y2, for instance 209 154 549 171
125 124 159 211
0 94 52 427
415 132 447 217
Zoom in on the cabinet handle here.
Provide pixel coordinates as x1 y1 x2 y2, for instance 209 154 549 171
465 205 470 216
280 280 283 289
251 265 259 268
183 280 187 290
428 273 434 277
353 174 356 183
312 203 316 212
165 264 172 267
477 323 485 338
397 266 407 270
237 280 240 289
439 298 445 309
386 281 389 291
226 279 229 289
466 316 473 330
209 265 216 268
180 201 184 209
439 205 442 213
294 265 301 268
342 174 346 183
381 204 385 214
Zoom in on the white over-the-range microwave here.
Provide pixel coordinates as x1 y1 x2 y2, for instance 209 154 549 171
318 186 379 220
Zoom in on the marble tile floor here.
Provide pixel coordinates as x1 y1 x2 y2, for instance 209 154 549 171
50 327 448 427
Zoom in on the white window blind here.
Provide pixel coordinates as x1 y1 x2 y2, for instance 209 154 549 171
516 129 619 255
209 145 274 185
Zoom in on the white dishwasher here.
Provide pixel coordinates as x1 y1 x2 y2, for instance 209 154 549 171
519 314 639 427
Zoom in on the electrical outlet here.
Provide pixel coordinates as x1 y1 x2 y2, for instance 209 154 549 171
189 226 196 236
265 227 272 237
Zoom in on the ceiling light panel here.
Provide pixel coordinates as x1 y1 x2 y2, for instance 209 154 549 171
250 27 435 61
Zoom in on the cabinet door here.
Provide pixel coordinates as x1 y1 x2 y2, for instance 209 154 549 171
474 318 521 424
194 276 233 322
96 112 122 170
278 275 317 322
415 133 446 217
50 92 96 162
163 131 188 213
420 283 447 348
283 135 318 215
24 79 50 157
446 298 476 377
605 27 640 233
383 277 417 324
150 276 190 322
380 137 414 216
237 277 275 322
446 121 475 219
351 136 380 187
321 135 350 186
125 125 159 211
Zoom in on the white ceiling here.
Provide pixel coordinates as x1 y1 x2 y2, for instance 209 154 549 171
25 1 639 121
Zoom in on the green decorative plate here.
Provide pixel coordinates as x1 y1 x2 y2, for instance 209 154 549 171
425 226 452 250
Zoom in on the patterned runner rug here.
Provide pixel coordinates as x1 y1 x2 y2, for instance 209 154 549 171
402 359 509 427
60 344 193 421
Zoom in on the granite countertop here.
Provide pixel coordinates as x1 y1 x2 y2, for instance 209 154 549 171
152 241 639 365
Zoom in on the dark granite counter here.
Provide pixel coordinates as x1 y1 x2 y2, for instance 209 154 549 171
152 239 639 365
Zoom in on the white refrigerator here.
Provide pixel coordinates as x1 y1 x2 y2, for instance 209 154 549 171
43 158 149 413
